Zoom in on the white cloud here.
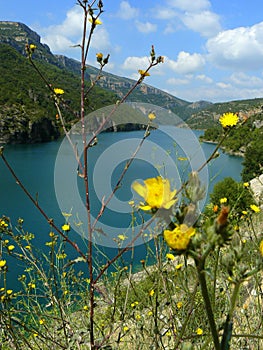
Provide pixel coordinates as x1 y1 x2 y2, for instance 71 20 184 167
135 21 157 34
206 22 263 70
167 77 190 85
41 6 83 52
40 6 111 56
182 11 221 37
166 0 211 12
196 74 213 83
122 56 150 71
116 1 139 20
229 72 263 87
166 52 205 74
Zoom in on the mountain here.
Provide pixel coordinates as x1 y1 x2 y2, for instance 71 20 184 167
0 21 214 144
1 21 263 144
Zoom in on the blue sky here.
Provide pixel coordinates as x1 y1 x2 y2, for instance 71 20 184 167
1 0 263 103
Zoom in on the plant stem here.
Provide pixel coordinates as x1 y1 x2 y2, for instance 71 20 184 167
195 258 220 350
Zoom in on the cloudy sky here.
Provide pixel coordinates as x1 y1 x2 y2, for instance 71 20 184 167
1 0 263 103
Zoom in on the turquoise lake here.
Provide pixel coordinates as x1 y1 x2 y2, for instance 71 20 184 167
0 127 243 289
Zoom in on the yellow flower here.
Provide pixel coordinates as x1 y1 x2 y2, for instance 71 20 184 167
164 224 195 251
96 52 103 59
39 319 45 325
220 197 227 204
83 305 88 311
54 88 64 95
250 204 260 213
149 289 155 297
196 327 203 335
0 260 6 268
243 182 249 188
123 326 129 332
148 311 153 316
7 245 15 251
175 263 183 270
61 224 70 231
30 44 36 50
88 17 102 25
135 314 141 320
28 282 36 289
259 240 263 256
242 210 248 215
166 253 175 261
118 234 127 241
148 112 156 120
56 253 67 259
0 220 8 227
6 289 13 295
131 301 139 308
177 301 183 309
138 69 150 77
132 176 177 211
219 112 239 128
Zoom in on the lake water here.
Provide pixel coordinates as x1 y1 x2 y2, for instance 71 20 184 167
0 126 243 289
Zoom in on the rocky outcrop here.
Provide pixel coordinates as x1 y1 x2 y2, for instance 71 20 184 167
0 106 59 144
250 174 263 206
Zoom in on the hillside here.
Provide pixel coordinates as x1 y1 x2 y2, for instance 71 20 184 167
187 98 263 129
1 21 263 144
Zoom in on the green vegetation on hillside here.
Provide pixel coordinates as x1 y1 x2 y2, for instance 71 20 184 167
0 43 117 143
201 112 263 181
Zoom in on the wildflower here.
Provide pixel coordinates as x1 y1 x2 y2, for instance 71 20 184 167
83 305 88 311
61 224 70 231
25 245 31 250
219 112 239 128
164 224 195 251
54 88 64 95
30 44 36 50
49 231 55 237
148 311 153 316
96 52 103 63
0 260 6 268
177 301 183 309
149 289 155 297
242 210 248 215
166 253 175 261
7 245 15 251
39 319 45 325
131 301 139 308
88 17 102 25
132 176 177 211
250 204 260 213
0 220 8 227
196 328 203 335
56 253 67 259
243 182 249 188
213 205 219 213
135 314 141 320
118 234 127 241
216 206 229 231
175 263 183 270
28 282 36 289
148 112 156 121
166 331 172 337
6 289 13 295
123 326 129 332
259 240 263 257
138 69 150 77
220 197 227 204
